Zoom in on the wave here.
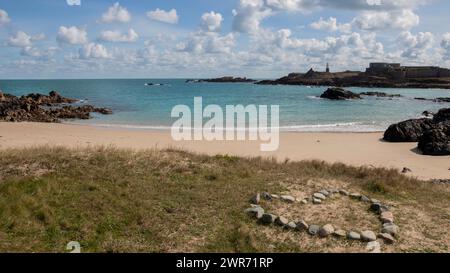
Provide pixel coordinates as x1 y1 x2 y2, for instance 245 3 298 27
68 121 385 133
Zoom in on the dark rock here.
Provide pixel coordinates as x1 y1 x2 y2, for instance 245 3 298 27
360 92 402 98
0 91 112 123
433 108 450 123
422 111 434 117
417 127 450 156
260 214 277 225
383 118 434 142
320 87 361 100
434 98 450 103
190 77 256 83
402 167 412 173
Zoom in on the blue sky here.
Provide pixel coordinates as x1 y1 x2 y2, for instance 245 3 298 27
1 0 450 79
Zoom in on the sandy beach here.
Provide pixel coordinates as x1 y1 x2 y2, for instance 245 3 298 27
0 122 448 180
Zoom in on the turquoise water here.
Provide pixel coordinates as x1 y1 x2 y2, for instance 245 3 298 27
1 79 450 132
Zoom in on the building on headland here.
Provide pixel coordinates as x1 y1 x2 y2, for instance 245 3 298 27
365 63 450 79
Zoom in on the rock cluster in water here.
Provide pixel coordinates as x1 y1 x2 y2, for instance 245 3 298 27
0 91 112 123
245 189 399 253
320 87 361 100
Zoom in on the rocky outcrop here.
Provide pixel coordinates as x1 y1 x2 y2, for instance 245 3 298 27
414 97 450 103
320 87 361 100
384 108 450 155
418 127 450 156
433 108 450 123
0 91 112 123
383 119 434 142
360 92 402 98
187 77 256 83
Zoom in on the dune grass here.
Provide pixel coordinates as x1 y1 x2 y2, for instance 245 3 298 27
0 146 448 253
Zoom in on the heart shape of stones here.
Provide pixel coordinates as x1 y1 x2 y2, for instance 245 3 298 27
245 189 399 245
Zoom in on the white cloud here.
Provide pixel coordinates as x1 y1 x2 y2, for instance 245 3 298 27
310 17 352 33
57 26 88 45
8 31 32 47
99 28 138 42
353 9 419 31
79 43 110 59
147 9 179 24
441 33 450 58
21 46 59 58
397 31 434 59
101 2 131 23
201 12 223 32
0 9 10 26
177 32 235 54
232 0 273 33
31 33 46 41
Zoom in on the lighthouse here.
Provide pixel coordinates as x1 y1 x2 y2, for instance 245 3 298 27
326 63 330 73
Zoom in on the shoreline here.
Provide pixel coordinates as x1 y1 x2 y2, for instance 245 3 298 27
67 121 387 133
0 122 449 181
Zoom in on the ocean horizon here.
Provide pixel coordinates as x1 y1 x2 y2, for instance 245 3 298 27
1 78 450 132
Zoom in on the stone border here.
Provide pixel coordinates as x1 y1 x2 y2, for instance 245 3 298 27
245 189 399 249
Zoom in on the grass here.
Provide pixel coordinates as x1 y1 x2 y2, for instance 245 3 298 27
0 146 449 253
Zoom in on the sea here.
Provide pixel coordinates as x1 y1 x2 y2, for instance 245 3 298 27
1 79 450 132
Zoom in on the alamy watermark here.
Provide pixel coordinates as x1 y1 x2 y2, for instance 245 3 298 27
171 97 280 152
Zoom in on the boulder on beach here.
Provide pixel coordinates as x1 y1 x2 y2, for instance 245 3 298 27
320 87 361 100
383 118 434 142
418 127 450 156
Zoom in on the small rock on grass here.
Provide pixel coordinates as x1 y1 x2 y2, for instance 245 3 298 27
350 193 362 199
333 229 346 238
339 189 349 196
380 211 394 224
347 231 361 240
360 195 370 202
261 214 277 225
271 194 280 199
250 193 260 205
319 224 334 238
286 222 297 230
308 225 320 236
296 220 309 231
361 230 377 242
313 193 327 200
313 198 322 204
281 195 296 203
378 233 396 244
245 207 264 219
319 190 330 197
275 216 289 226
366 241 381 253
261 192 272 201
382 223 399 236
370 203 382 213
301 199 308 205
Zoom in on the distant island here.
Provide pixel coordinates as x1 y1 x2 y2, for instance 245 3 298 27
186 77 256 83
194 63 450 89
255 63 450 89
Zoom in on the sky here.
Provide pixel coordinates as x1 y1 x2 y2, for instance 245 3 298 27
1 0 450 79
